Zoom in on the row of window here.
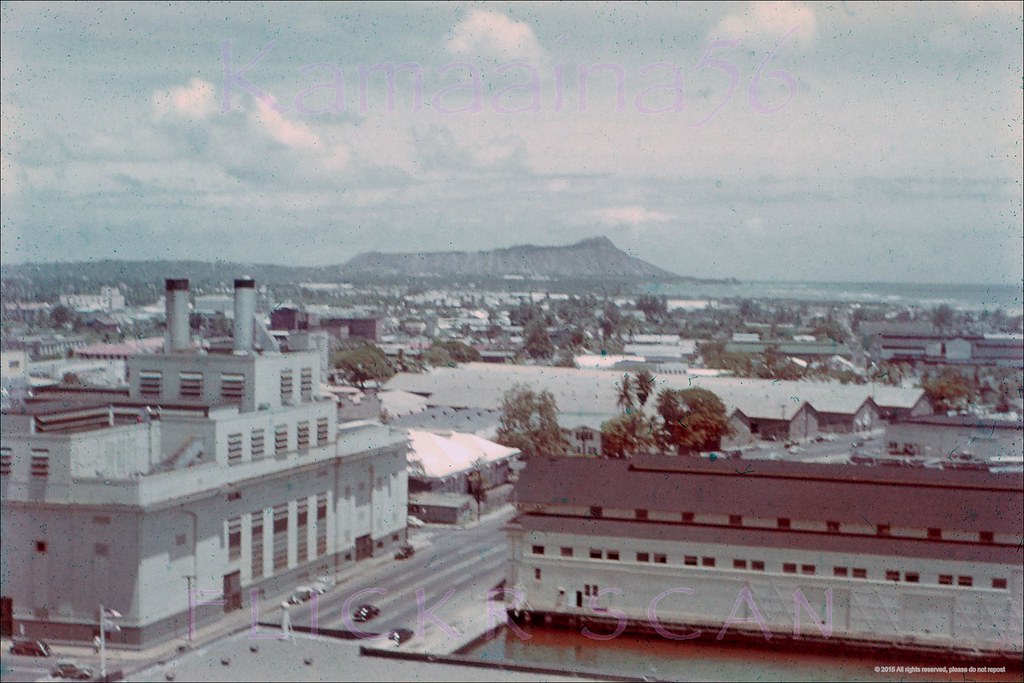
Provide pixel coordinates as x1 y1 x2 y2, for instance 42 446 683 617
226 419 329 466
1 447 50 478
529 545 1009 590
584 507 1000 545
136 368 314 403
231 493 329 578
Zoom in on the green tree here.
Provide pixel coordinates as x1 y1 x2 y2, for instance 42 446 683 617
601 412 655 459
431 340 481 363
523 319 555 359
633 370 656 408
421 346 455 367
331 343 395 388
616 375 635 413
467 459 488 520
922 368 975 413
932 304 956 333
495 385 570 457
655 388 731 454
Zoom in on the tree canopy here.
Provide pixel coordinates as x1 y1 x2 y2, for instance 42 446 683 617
495 384 570 457
655 387 731 454
331 342 394 388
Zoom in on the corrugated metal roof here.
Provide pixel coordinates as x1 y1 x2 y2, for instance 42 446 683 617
512 456 1021 535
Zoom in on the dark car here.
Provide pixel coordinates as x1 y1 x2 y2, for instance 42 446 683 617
394 544 415 560
52 661 94 680
9 639 51 656
352 604 381 623
388 628 414 646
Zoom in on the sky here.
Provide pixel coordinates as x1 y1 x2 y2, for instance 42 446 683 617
1 1 1022 284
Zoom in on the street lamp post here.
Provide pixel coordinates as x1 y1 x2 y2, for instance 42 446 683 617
99 604 122 682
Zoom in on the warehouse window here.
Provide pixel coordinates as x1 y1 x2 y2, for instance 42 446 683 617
228 517 241 562
179 371 203 399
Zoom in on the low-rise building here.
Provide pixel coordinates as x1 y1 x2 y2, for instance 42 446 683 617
505 455 1022 659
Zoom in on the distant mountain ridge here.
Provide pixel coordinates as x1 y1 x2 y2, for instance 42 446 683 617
343 236 680 280
1 237 690 289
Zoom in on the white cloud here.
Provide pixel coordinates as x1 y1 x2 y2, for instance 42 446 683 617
446 8 547 65
250 96 321 151
589 206 674 226
152 78 217 121
711 1 817 51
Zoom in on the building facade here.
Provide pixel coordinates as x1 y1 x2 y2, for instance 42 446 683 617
505 456 1022 660
1 278 408 647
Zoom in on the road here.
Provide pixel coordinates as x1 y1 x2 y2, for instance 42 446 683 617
0 507 515 682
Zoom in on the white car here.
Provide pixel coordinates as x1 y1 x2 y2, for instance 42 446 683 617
407 515 426 528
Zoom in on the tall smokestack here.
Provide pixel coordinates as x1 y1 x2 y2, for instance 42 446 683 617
233 277 256 353
165 278 190 352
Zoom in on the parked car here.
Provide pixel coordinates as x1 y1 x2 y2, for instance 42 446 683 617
286 586 318 605
394 544 415 560
406 515 426 528
52 661 94 680
388 628 414 645
9 639 51 656
352 604 381 623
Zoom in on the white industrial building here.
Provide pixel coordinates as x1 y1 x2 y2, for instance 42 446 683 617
1 278 408 647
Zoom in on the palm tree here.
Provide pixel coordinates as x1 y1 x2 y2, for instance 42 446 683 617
634 370 655 408
616 375 635 413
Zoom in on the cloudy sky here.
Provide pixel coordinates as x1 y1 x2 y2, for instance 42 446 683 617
2 1 1021 283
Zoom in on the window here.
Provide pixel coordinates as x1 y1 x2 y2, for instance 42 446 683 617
853 568 867 579
273 504 289 571
531 545 545 555
251 511 264 579
561 547 574 558
682 512 694 523
606 550 620 561
251 429 265 460
992 578 1007 590
139 370 162 398
300 368 313 401
317 418 329 446
938 574 953 585
589 506 603 518
777 518 791 529
227 433 243 465
176 533 187 546
315 493 328 556
93 515 111 525
636 552 650 563
702 556 715 567
654 553 667 564
877 524 891 537
979 531 994 544
275 424 288 455
228 517 241 562
958 576 972 587
296 501 308 564
729 515 742 526
927 528 942 540
834 566 849 577
534 568 541 581
733 559 747 570
94 543 109 557
635 509 648 520
826 521 840 533
684 555 698 566
589 548 602 560
905 572 919 583
280 369 293 403
801 564 815 575
221 373 245 401
30 449 49 478
36 541 47 553
179 371 203 399
297 421 310 451
783 563 797 574
886 570 900 581
751 560 765 571
0 447 12 477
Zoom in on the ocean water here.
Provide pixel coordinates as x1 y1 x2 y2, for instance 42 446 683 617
641 281 1022 314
